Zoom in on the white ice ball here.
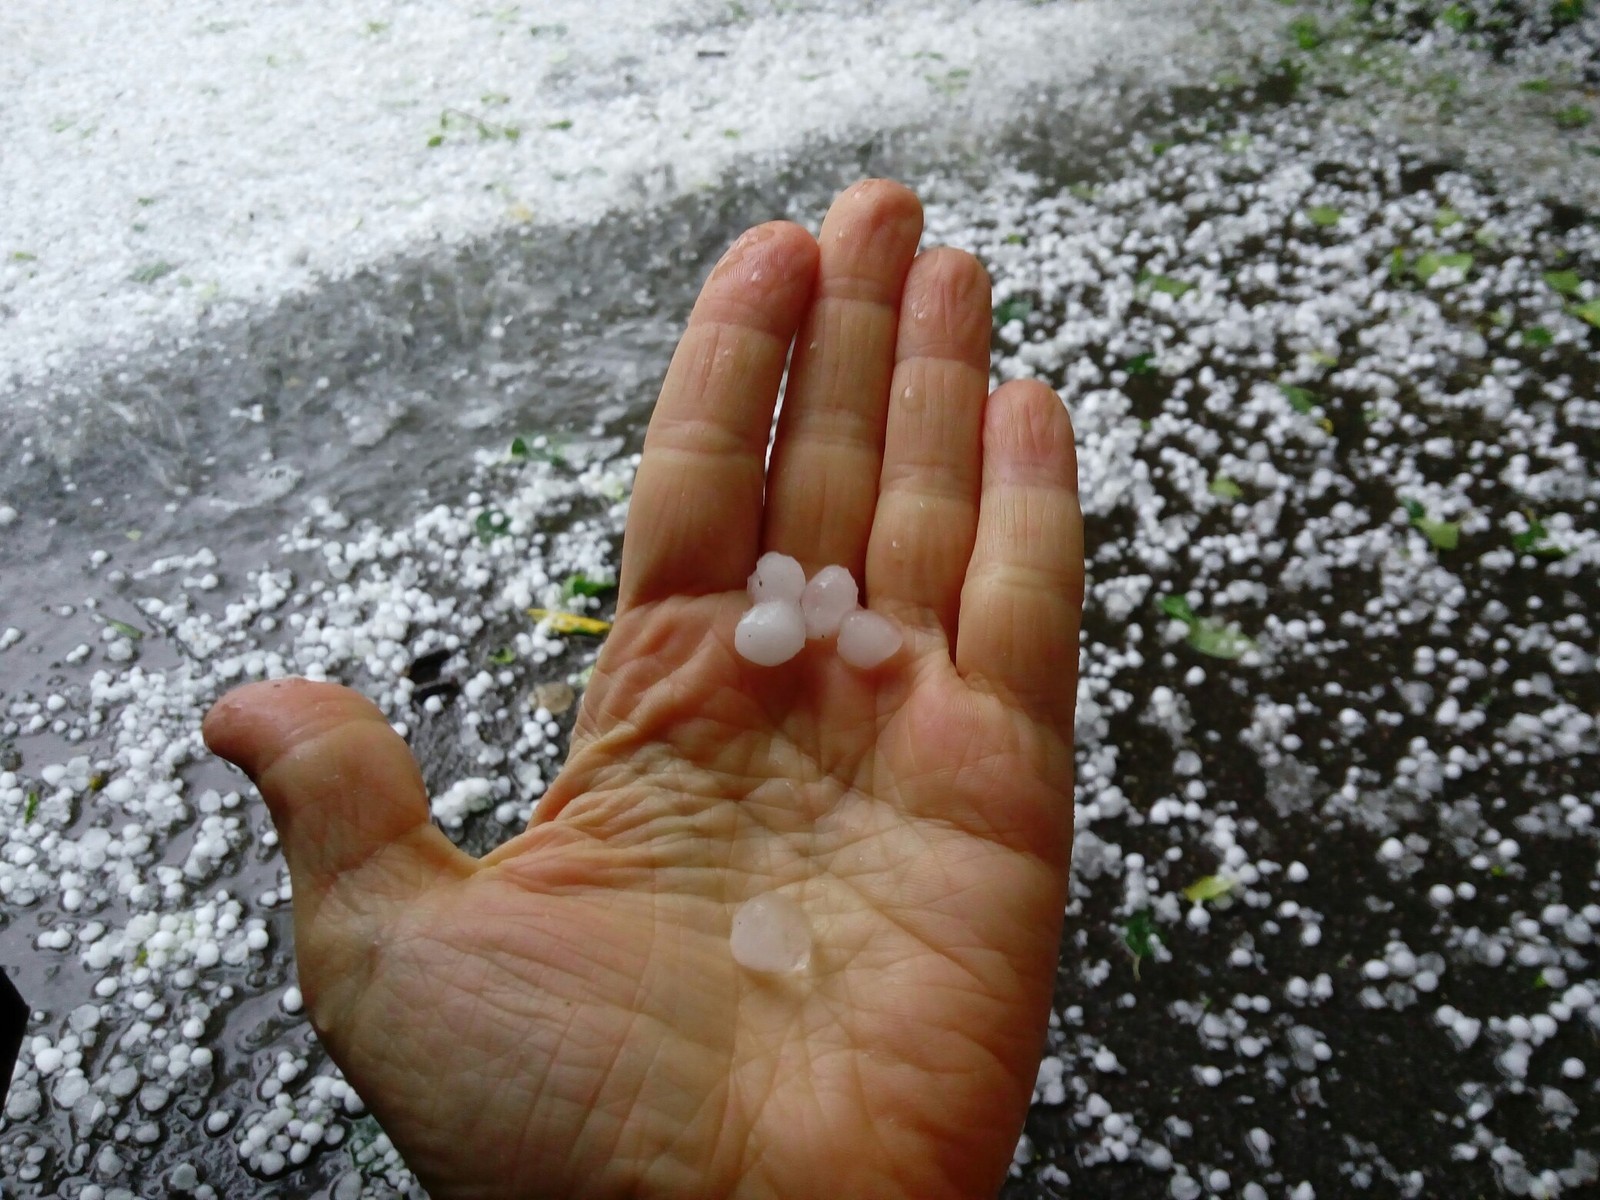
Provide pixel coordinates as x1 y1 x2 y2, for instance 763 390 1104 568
730 893 811 974
800 564 858 638
735 600 806 666
747 552 805 605
837 610 902 669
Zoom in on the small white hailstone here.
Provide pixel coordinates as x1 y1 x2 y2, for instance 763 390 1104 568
837 610 902 669
1286 862 1308 883
729 893 811 974
746 552 805 606
1561 1058 1585 1080
800 564 858 638
734 601 806 666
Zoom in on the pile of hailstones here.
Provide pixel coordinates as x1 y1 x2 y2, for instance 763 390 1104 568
726 554 901 978
735 553 901 669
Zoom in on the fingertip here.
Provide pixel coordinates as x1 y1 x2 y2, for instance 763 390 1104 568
708 220 820 304
838 177 924 225
985 380 1077 489
897 247 992 360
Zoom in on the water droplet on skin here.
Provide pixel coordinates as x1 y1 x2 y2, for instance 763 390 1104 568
730 893 811 974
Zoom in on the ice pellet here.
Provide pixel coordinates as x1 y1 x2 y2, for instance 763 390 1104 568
837 609 902 669
747 552 805 606
800 564 858 638
735 601 806 666
730 893 811 974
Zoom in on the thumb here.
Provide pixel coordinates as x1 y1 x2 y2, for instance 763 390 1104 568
203 678 471 917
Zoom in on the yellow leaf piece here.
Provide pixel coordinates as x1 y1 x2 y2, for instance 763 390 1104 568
1182 874 1234 904
526 609 611 636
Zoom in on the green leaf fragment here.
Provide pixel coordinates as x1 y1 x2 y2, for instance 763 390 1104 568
1288 16 1321 49
1416 518 1460 551
1209 474 1244 500
1551 0 1586 27
547 119 573 130
488 647 517 665
11 250 37 262
1403 498 1461 549
1187 620 1257 660
1003 233 1025 245
1440 4 1474 32
1512 514 1568 559
24 792 39 822
1434 207 1463 230
1158 595 1197 624
1554 105 1592 130
1125 353 1157 375
1278 383 1318 414
475 510 512 543
561 573 613 599
1543 270 1582 295
994 298 1032 325
1124 910 1154 959
1307 205 1342 227
1520 78 1553 93
1183 875 1234 904
1522 326 1554 347
1413 252 1473 284
107 619 144 640
510 436 568 467
1124 910 1155 976
1142 273 1193 298
130 262 176 284
1571 298 1600 328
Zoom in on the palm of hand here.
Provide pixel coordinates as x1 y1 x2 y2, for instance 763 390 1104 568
205 182 1083 1200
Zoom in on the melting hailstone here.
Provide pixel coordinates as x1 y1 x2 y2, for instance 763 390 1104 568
735 600 806 666
800 564 858 638
730 893 812 974
837 610 902 669
747 552 806 605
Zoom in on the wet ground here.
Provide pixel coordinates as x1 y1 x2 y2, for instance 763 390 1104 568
1 2 1597 1197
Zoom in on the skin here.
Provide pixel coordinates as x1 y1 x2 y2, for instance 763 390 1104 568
204 179 1084 1200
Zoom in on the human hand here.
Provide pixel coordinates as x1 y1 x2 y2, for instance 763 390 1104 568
204 179 1084 1200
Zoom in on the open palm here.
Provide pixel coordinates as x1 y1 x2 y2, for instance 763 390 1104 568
204 181 1084 1200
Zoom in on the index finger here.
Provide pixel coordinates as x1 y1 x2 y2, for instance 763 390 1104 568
618 222 820 610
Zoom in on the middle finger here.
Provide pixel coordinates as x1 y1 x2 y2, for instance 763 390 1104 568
761 179 924 580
